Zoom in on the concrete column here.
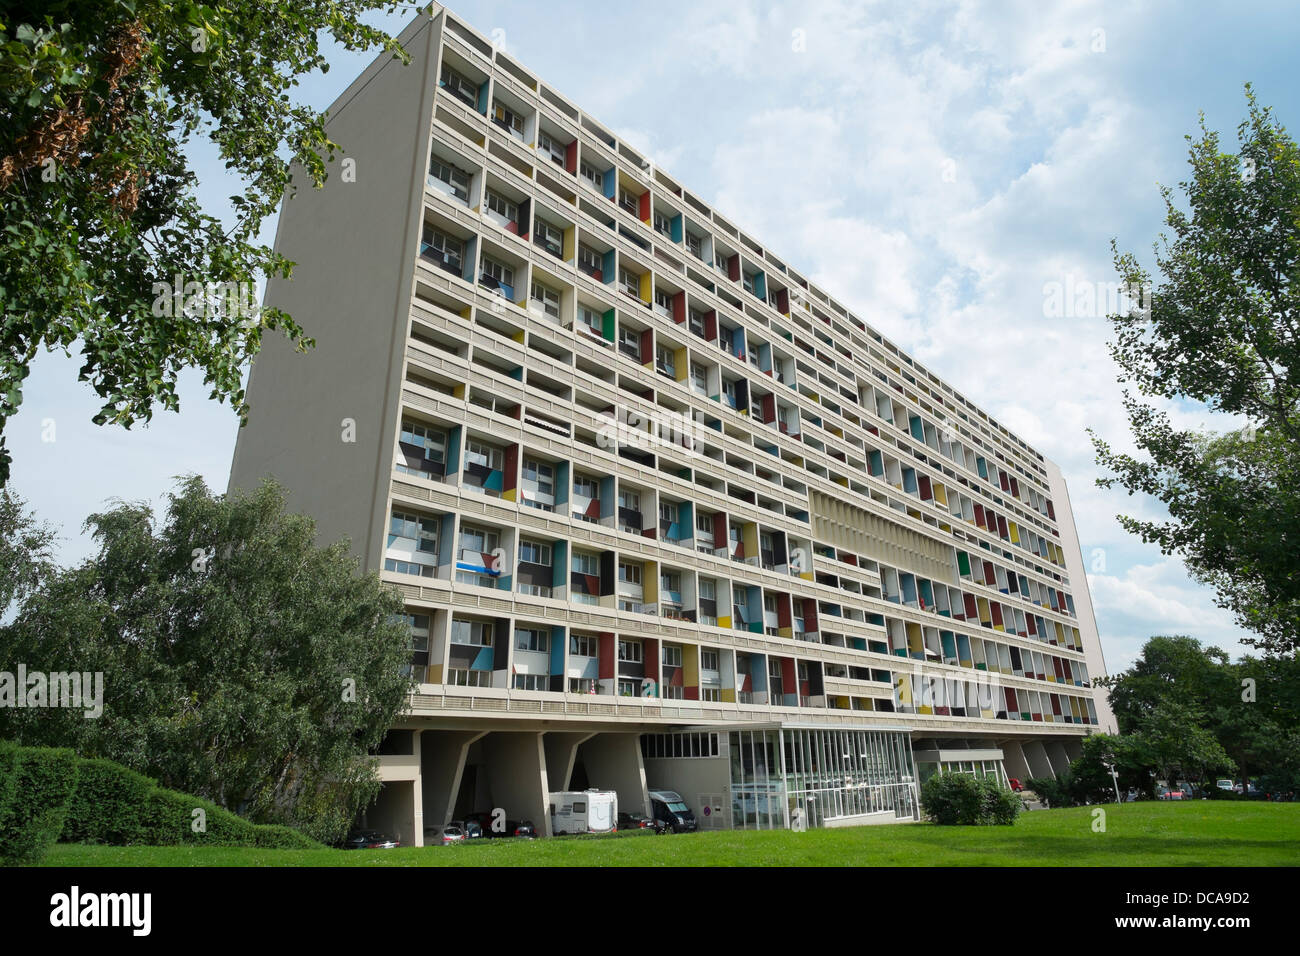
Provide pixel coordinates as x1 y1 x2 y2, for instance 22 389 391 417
482 731 551 836
1062 738 1083 763
1001 739 1032 782
1023 740 1055 779
579 733 649 816
420 729 487 828
1045 739 1073 777
544 731 596 792
411 730 424 847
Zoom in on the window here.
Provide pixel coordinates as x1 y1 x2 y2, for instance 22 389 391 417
686 232 703 259
619 489 640 512
653 210 672 237
464 440 502 473
695 512 713 535
428 157 471 202
569 677 597 694
769 660 784 697
530 281 561 320
577 244 603 278
533 218 563 257
576 304 603 336
518 539 552 566
440 63 478 108
451 618 494 647
701 650 720 671
522 459 554 496
742 272 756 295
515 627 549 653
701 687 720 702
537 130 566 166
690 362 708 394
618 679 639 697
513 673 548 691
718 326 733 353
570 634 596 657
397 420 447 476
764 593 778 614
656 345 675 377
480 256 514 291
420 225 463 273
571 551 600 576
662 645 683 668
618 187 638 216
698 578 716 601
715 250 731 274
747 342 761 366
485 189 518 223
580 160 603 191
456 524 500 585
654 288 674 317
618 640 642 663
688 310 707 339
659 501 677 525
619 563 642 586
722 378 738 408
447 668 492 687
403 613 430 682
619 267 640 298
660 571 681 594
663 685 684 700
618 325 640 359
491 99 525 140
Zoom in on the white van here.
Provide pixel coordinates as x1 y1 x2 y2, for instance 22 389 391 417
549 790 618 834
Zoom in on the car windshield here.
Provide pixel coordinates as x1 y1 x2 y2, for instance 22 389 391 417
666 802 689 812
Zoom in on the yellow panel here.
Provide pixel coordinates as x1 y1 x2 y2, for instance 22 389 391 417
638 271 652 303
718 615 732 629
721 687 736 703
512 329 526 343
563 226 575 262
933 483 948 506
683 648 698 688
675 347 688 381
428 664 444 684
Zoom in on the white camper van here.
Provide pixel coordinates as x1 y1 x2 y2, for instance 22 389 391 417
549 790 618 834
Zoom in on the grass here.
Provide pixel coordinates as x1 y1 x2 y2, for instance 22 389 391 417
38 802 1300 867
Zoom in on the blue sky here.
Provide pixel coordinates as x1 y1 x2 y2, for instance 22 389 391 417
7 0 1298 672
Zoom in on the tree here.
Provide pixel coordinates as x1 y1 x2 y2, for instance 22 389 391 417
1091 86 1300 655
1134 700 1235 787
0 1 412 485
0 476 414 844
0 487 56 612
1094 634 1235 734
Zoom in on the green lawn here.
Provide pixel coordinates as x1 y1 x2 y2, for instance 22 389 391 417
38 802 1300 867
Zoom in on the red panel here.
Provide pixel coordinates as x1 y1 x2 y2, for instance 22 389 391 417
990 603 1004 629
776 593 792 628
918 475 932 500
704 310 717 341
962 593 977 620
1010 477 1020 497
672 291 686 324
1046 499 1056 521
639 328 653 363
775 288 790 313
780 657 796 697
503 444 519 492
803 599 818 632
1026 615 1037 636
727 254 740 282
996 514 1009 538
642 638 659 685
1004 687 1018 710
713 513 727 549
974 504 986 529
564 140 578 174
598 633 615 680
638 191 651 223
760 394 776 424
999 470 1010 492
981 560 995 586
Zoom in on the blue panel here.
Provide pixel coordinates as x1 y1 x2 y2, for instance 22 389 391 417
602 168 616 200
445 425 462 474
471 646 494 670
670 214 683 242
476 81 489 115
753 272 766 299
462 236 477 283
549 625 565 675
601 248 616 284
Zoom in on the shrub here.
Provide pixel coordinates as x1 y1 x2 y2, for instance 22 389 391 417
1026 775 1070 808
920 772 1021 825
61 757 155 845
0 743 79 863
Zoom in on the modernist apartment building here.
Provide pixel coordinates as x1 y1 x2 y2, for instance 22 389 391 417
229 3 1116 843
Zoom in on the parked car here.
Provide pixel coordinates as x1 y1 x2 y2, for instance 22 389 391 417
1158 788 1189 800
1007 778 1024 792
424 824 465 846
617 811 654 830
499 819 536 839
1216 779 1235 791
648 790 697 833
342 829 399 850
450 819 484 839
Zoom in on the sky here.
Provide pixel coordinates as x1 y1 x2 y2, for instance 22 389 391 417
7 0 1298 673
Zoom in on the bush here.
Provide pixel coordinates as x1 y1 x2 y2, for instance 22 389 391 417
1026 775 1070 808
921 772 1020 825
61 757 155 845
0 742 79 863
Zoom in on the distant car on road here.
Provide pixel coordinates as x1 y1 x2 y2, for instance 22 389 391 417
1158 788 1189 801
618 811 654 830
1216 779 1235 791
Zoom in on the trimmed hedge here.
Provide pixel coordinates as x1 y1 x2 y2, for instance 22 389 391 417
61 757 154 845
920 771 1022 826
0 742 321 860
0 742 80 864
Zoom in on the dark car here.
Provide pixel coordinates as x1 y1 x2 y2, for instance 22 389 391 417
451 819 484 839
618 811 654 830
648 790 697 833
497 819 536 839
342 829 399 850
